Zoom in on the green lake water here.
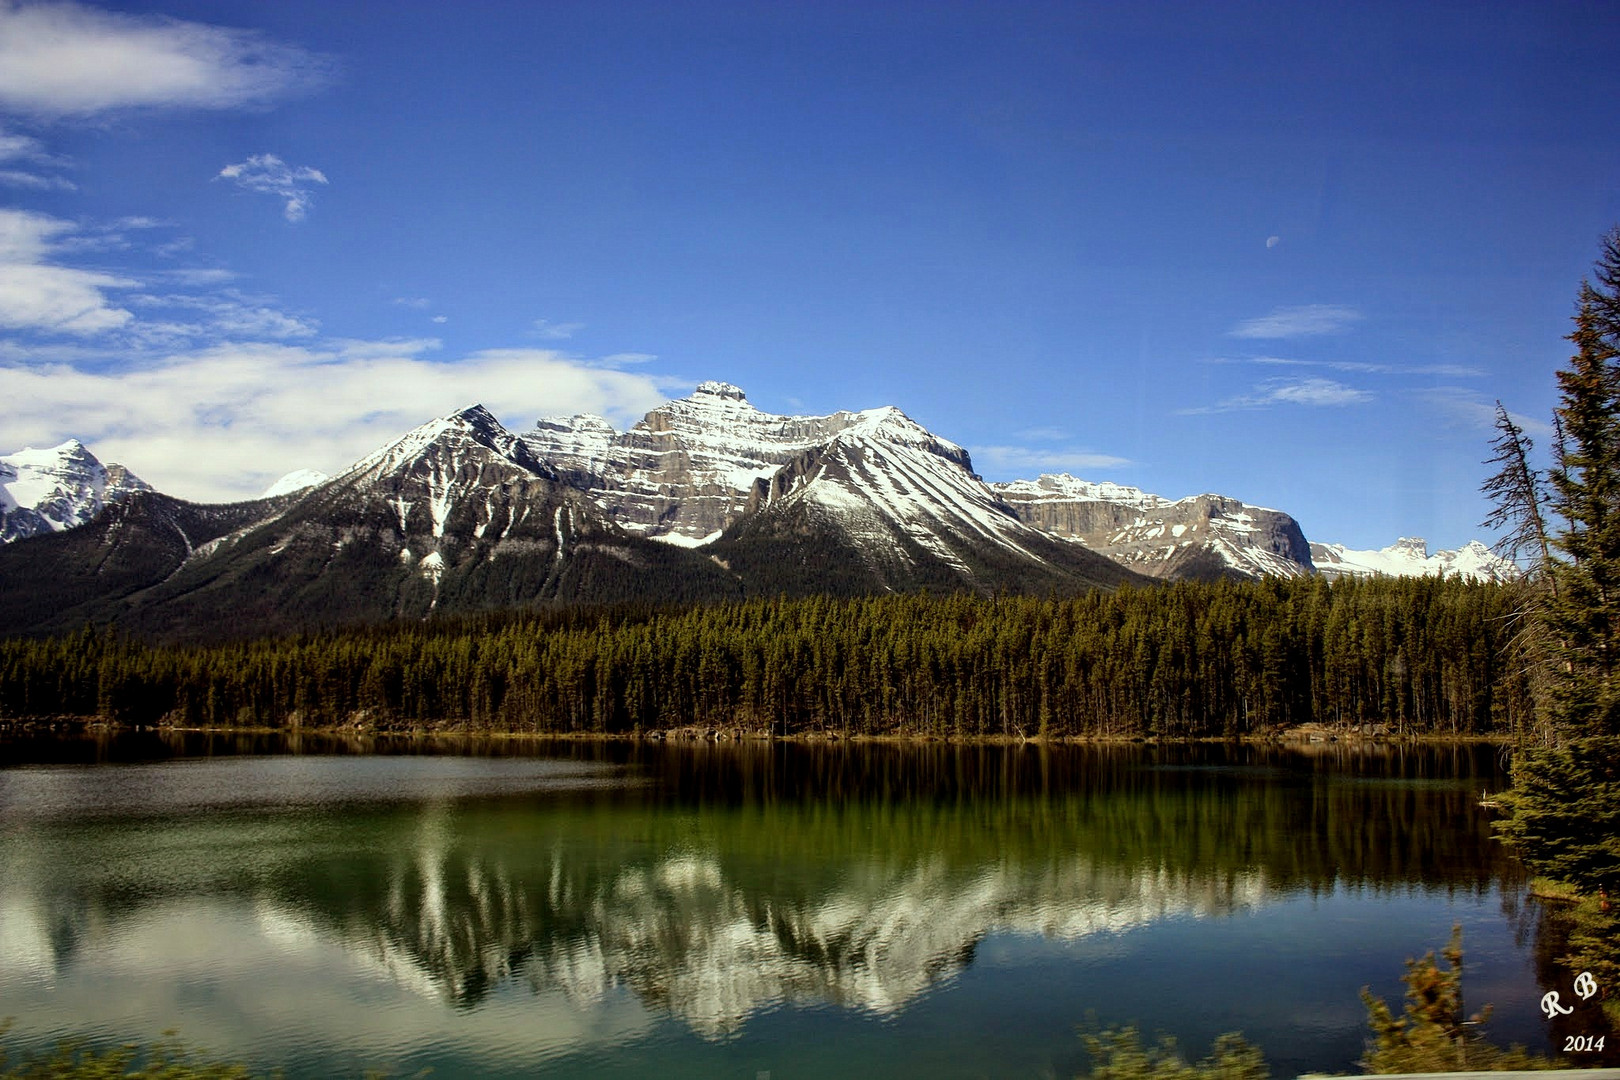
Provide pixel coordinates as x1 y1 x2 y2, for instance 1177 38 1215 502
0 736 1604 1077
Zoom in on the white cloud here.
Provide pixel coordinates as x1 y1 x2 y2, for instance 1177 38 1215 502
0 209 134 334
0 0 331 117
0 345 676 501
1181 377 1373 415
217 154 328 221
1229 304 1362 339
431 315 448 324
533 319 585 340
970 444 1131 477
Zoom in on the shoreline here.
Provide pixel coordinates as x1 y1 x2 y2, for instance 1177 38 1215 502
0 714 1513 746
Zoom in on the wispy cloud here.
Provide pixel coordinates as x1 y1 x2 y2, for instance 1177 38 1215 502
533 318 585 340
0 344 677 501
970 444 1131 477
1015 426 1069 442
0 209 135 335
217 154 328 221
1417 386 1552 438
1207 355 1482 378
0 126 74 189
1180 376 1373 415
0 0 332 117
0 169 75 190
1230 304 1362 340
128 289 318 340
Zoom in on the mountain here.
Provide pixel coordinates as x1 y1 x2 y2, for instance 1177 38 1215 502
0 392 1139 639
1309 537 1519 583
0 439 150 543
526 383 1137 595
0 382 1518 640
992 473 1314 580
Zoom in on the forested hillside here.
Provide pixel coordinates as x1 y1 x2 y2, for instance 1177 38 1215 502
0 575 1528 738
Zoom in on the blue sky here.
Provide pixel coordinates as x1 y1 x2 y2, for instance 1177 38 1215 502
1 1 1617 551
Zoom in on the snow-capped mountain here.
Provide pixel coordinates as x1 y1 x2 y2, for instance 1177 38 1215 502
0 439 149 543
527 383 1134 593
1309 538 1519 583
263 469 329 498
993 473 1313 580
525 381 937 544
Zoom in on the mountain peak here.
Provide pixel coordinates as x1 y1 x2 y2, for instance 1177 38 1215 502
1 438 149 542
450 403 501 427
692 381 747 401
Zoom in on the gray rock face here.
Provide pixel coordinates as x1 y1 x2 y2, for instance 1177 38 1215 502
523 381 876 542
992 474 1314 581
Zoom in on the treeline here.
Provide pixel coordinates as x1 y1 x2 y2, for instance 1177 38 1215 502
0 575 1530 738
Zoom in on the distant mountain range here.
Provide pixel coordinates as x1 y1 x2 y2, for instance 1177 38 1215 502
0 382 1516 639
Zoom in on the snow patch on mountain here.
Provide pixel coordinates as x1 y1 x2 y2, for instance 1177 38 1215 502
263 469 330 498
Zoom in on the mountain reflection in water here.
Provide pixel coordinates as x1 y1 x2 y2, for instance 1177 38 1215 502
0 739 1523 1075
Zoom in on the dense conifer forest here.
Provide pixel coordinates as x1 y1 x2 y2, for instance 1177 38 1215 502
0 575 1529 738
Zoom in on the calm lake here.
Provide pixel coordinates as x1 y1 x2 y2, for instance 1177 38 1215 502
0 736 1598 1077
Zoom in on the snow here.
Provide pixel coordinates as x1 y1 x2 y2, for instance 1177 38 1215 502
652 528 723 548
263 469 329 498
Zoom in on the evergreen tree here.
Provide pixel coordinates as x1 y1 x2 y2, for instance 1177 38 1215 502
1545 272 1620 736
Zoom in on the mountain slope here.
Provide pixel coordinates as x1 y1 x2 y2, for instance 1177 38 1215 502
712 415 1138 594
0 489 291 635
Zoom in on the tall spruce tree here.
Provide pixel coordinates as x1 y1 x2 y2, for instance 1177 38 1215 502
1545 241 1620 737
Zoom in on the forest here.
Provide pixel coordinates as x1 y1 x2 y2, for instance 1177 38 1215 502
0 573 1529 739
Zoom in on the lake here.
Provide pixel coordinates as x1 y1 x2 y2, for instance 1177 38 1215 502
0 735 1600 1077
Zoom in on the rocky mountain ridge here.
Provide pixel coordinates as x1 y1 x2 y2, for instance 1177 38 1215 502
0 384 1517 638
991 473 1314 581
